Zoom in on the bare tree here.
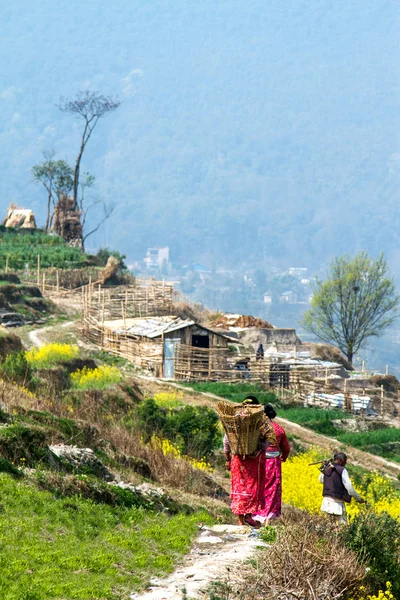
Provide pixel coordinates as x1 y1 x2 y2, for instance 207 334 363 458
82 200 115 247
32 150 73 231
57 91 121 209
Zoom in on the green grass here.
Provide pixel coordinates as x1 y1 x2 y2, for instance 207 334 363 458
278 405 351 436
181 381 278 405
0 227 88 270
0 472 213 599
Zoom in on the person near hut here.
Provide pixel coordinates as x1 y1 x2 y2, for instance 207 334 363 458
256 342 264 360
254 403 290 526
224 396 276 527
234 357 251 379
319 452 365 524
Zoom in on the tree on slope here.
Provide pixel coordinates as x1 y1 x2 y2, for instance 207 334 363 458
301 252 399 365
32 151 74 232
57 91 120 210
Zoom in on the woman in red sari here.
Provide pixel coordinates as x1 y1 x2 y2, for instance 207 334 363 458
254 403 290 526
224 396 276 527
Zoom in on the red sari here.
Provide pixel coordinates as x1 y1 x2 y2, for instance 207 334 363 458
230 453 266 515
255 421 290 522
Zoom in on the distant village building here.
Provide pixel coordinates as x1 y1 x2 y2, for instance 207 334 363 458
3 204 36 229
263 293 273 304
144 247 170 271
280 290 298 304
288 267 308 278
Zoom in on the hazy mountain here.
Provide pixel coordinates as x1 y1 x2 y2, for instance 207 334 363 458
1 1 399 272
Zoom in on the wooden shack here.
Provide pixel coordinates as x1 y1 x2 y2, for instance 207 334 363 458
101 316 232 379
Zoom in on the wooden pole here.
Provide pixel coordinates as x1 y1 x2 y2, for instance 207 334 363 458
56 269 60 292
37 254 40 286
122 301 126 329
42 272 46 292
361 360 365 373
102 291 105 326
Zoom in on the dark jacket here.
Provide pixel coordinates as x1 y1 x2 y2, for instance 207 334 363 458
322 463 351 503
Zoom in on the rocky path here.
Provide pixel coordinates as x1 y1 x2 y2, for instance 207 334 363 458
131 524 266 600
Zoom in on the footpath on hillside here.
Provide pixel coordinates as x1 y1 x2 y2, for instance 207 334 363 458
131 524 266 600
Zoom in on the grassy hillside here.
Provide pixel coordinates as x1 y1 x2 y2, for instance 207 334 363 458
0 227 88 270
0 472 212 599
0 335 232 598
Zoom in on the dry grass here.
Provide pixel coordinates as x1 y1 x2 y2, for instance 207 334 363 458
1 379 228 499
231 510 364 600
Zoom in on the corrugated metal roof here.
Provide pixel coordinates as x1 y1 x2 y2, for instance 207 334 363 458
113 316 195 338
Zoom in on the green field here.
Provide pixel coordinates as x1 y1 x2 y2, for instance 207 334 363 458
0 227 88 270
182 381 278 405
0 472 212 599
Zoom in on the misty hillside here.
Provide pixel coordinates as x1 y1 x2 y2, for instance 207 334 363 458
1 1 399 270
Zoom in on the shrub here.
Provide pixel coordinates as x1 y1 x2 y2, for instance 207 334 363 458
96 247 128 271
70 365 122 390
151 436 214 472
230 513 363 599
0 351 31 385
136 399 221 458
26 343 79 368
282 448 325 514
153 391 184 409
342 511 400 597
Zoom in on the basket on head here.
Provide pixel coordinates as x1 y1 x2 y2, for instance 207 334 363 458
216 401 264 456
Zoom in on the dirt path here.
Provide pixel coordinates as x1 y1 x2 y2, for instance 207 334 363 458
130 524 266 600
27 320 77 348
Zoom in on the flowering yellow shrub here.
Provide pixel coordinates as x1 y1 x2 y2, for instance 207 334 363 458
153 391 184 410
26 343 79 368
350 582 395 600
282 449 400 522
70 365 121 390
347 471 400 521
151 436 214 472
282 448 324 514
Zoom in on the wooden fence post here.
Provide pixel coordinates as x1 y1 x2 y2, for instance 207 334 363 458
37 254 40 286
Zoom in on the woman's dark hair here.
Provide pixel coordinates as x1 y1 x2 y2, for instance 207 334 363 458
264 403 277 419
242 395 259 405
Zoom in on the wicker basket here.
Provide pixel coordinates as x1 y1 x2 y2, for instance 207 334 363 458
216 401 264 456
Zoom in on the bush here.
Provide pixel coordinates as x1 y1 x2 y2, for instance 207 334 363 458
0 351 31 385
26 343 79 368
70 365 122 391
230 513 363 599
342 511 400 597
96 247 128 271
136 399 221 458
